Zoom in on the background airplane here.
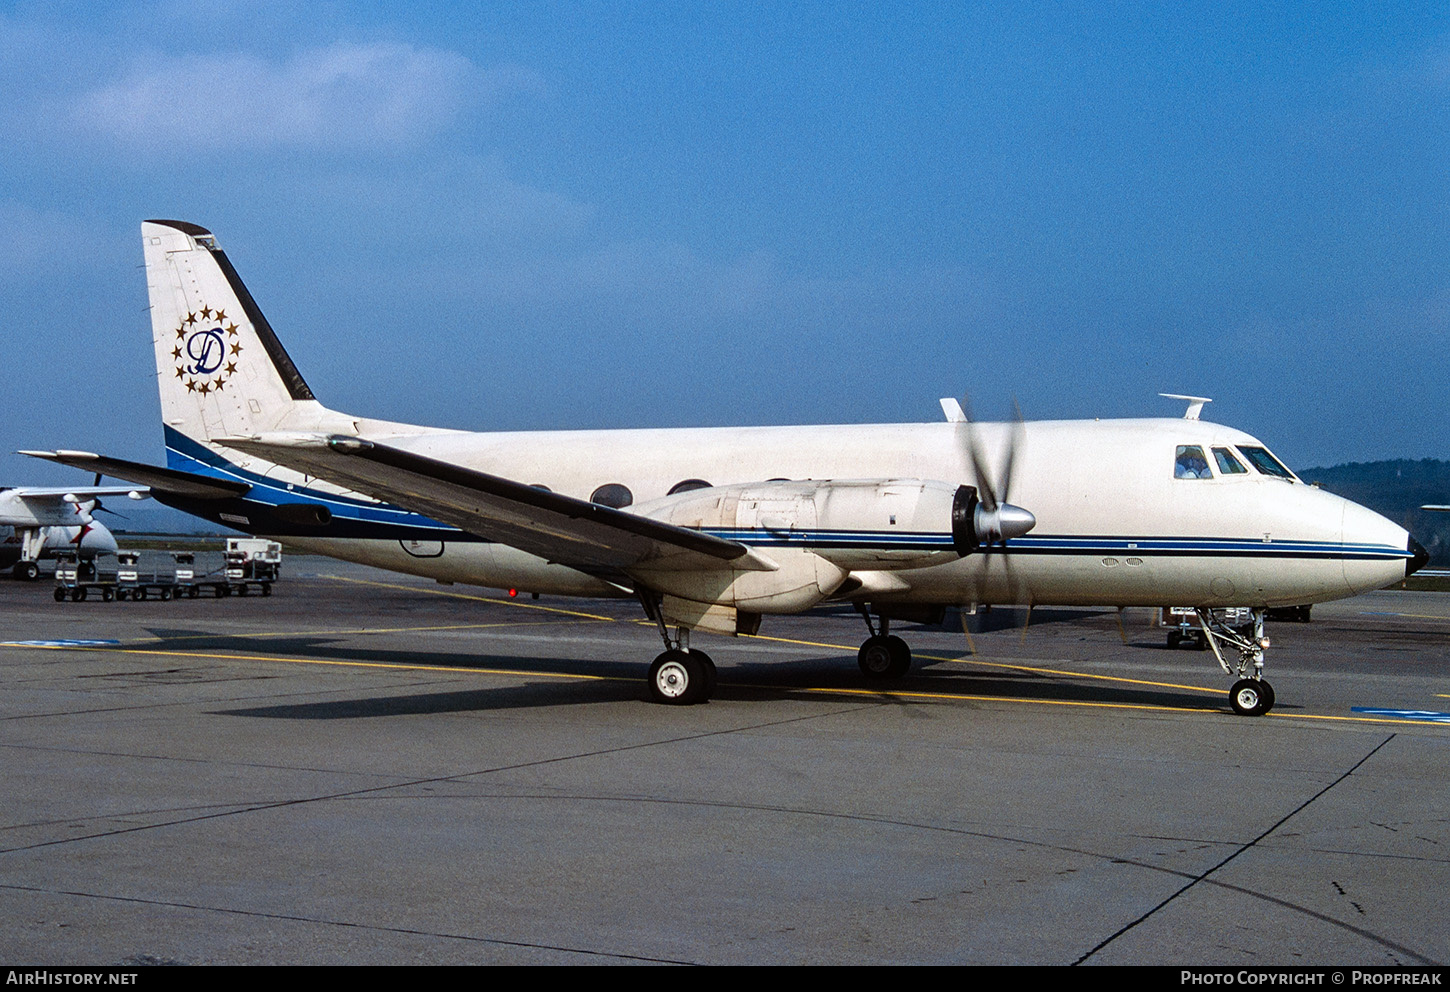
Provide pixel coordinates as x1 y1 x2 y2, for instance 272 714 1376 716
24 220 1428 714
0 483 147 579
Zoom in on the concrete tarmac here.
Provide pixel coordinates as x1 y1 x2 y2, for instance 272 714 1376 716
1 557 1447 965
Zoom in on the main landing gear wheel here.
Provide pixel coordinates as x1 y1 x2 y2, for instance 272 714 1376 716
858 634 911 680
1230 678 1274 716
14 561 40 581
648 649 712 705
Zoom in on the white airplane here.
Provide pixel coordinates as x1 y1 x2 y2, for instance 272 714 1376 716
23 220 1428 714
0 484 144 579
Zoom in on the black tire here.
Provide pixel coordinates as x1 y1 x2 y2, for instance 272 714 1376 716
691 650 717 698
54 587 67 602
72 587 86 602
858 635 912 679
159 588 172 601
1256 679 1275 713
884 635 912 677
237 584 249 596
188 586 199 599
648 649 709 705
261 583 272 597
858 636 893 678
1230 678 1271 716
134 587 147 601
101 588 113 602
15 561 40 581
1167 631 1182 648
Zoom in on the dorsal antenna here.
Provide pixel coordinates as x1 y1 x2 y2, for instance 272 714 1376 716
1159 393 1212 421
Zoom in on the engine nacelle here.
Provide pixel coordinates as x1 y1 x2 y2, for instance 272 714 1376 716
630 479 982 615
638 478 978 568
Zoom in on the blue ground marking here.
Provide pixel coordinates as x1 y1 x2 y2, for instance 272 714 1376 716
1351 707 1450 724
1 639 121 647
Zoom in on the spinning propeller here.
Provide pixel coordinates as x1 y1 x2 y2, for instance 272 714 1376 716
958 397 1036 551
951 397 1038 651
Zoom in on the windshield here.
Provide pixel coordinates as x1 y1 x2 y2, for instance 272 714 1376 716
1236 446 1296 480
1212 447 1248 475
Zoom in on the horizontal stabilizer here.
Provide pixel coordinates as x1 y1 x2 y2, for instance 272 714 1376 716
20 450 251 499
219 433 765 573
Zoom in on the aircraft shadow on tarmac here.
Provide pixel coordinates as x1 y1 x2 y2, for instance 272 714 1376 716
175 623 1228 719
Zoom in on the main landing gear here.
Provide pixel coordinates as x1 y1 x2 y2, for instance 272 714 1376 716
638 595 716 706
1195 607 1275 716
856 605 912 680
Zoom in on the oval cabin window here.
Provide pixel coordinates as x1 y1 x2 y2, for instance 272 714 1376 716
667 479 712 495
590 483 634 508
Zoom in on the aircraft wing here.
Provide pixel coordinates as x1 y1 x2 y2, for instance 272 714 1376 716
20 450 250 499
6 485 151 501
220 434 768 574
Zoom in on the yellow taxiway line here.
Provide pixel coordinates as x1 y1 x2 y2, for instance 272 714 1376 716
10 573 1441 729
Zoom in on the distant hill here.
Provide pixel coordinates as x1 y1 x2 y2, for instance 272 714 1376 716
1296 459 1450 566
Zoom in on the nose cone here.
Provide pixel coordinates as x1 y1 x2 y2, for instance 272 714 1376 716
1407 536 1430 578
1338 496 1423 599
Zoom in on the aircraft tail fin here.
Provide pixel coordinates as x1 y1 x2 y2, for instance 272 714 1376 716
143 220 340 453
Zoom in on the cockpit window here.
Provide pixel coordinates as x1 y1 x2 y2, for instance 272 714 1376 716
1212 447 1248 475
1236 446 1295 480
1175 445 1212 479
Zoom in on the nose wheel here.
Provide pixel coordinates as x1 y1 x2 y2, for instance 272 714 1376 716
1229 677 1275 716
1197 608 1277 715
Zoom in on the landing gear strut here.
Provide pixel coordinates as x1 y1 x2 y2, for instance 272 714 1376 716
638 593 716 705
856 605 911 680
1196 607 1275 715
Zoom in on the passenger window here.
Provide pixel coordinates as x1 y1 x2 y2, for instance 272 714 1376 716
1211 447 1247 475
1236 446 1295 480
1174 445 1212 479
668 479 712 495
590 483 634 508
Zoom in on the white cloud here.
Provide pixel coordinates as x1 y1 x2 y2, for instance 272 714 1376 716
71 40 522 151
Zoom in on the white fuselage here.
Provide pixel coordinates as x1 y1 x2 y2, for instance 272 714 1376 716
252 416 1411 611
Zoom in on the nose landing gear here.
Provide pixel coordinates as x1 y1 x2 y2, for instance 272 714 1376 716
1197 607 1274 715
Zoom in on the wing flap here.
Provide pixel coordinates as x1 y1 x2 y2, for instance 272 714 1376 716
220 434 763 572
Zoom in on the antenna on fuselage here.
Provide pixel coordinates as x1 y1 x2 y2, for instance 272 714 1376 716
1159 393 1213 421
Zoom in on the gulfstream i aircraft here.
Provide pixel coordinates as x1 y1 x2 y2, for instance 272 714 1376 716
25 220 1429 713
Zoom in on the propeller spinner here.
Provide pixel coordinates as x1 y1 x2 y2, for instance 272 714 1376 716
957 397 1036 550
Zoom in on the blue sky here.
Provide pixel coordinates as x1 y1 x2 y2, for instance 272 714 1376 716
2 1 1448 488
